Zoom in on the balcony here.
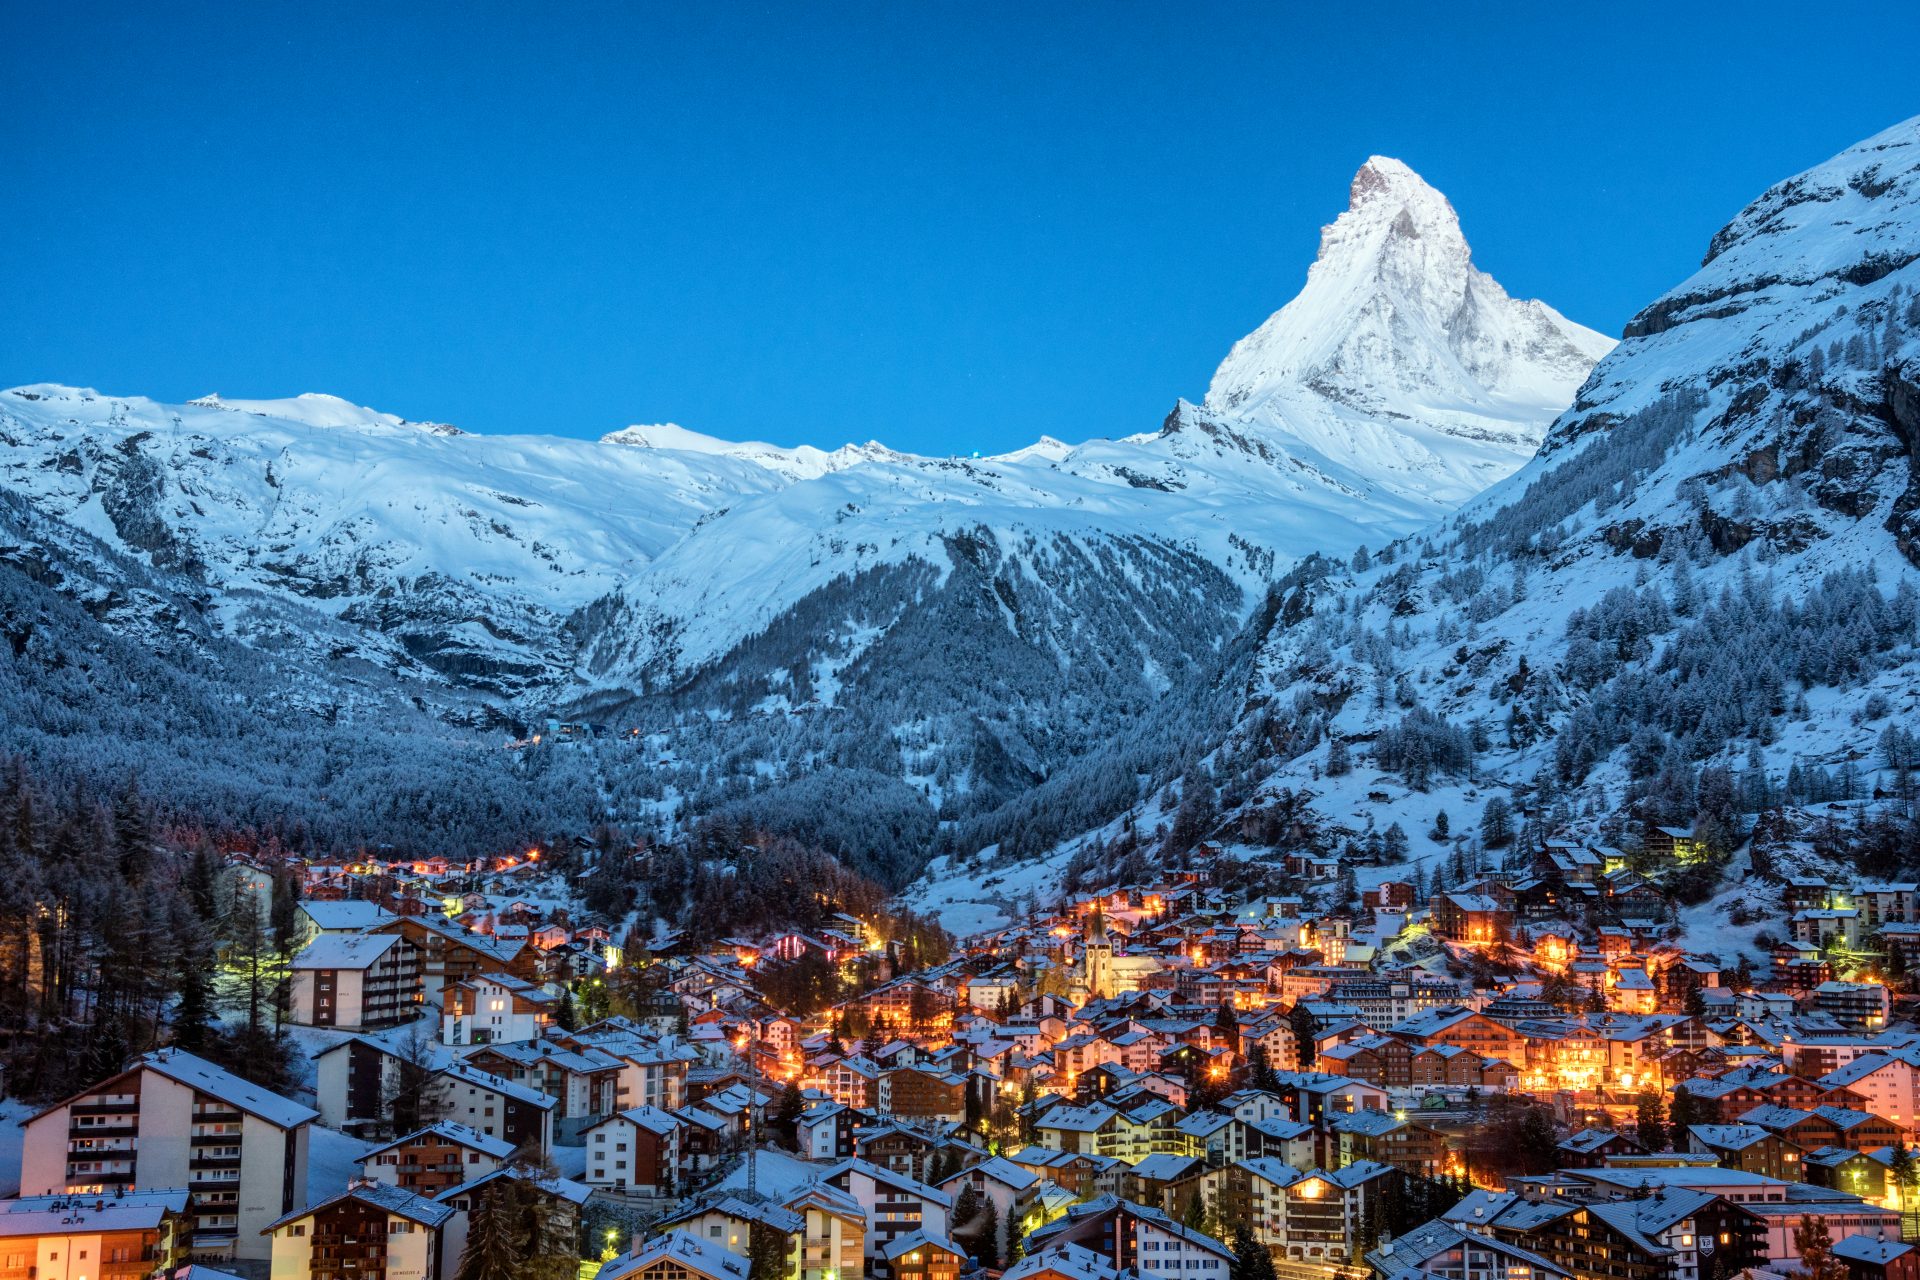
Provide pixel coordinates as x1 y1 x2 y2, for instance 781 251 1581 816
67 1169 136 1186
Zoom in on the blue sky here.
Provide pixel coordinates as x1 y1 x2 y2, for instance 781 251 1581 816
5 3 1918 456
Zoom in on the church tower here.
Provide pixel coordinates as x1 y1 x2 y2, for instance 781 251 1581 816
1084 907 1114 1002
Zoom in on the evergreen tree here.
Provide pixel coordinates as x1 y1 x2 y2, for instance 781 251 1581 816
772 1081 805 1150
1214 1001 1240 1053
1288 1002 1319 1068
978 1197 1002 1270
1480 797 1514 847
110 777 151 883
456 1181 526 1280
1890 1145 1920 1241
747 1222 790 1280
1635 1090 1670 1152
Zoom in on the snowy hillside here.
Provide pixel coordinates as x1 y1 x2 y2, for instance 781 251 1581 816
0 385 789 697
911 115 1920 929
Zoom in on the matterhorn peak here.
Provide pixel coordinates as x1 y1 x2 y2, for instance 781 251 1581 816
1345 155 1456 224
1199 155 1613 504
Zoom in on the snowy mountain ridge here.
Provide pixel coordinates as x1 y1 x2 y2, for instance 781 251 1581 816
0 155 1611 882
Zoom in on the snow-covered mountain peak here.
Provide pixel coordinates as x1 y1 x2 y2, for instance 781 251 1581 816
187 391 463 435
1343 154 1462 237
599 420 897 481
1194 157 1613 506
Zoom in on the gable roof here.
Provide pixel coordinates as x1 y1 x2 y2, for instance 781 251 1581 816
34 1048 317 1131
434 1060 556 1110
267 1180 454 1232
596 1231 750 1280
360 1120 517 1163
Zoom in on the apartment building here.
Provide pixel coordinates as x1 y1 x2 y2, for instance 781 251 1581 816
426 1062 554 1154
821 1160 952 1269
19 1048 314 1263
290 934 422 1030
583 1107 684 1196
439 973 553 1046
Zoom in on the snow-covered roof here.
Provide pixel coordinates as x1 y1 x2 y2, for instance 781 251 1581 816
292 932 402 970
596 1231 749 1280
298 900 397 931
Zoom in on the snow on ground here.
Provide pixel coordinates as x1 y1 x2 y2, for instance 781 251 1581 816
308 1124 375 1199
0 1098 34 1196
715 1149 821 1199
551 1144 589 1181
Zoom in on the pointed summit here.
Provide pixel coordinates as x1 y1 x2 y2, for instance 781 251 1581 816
1201 157 1613 503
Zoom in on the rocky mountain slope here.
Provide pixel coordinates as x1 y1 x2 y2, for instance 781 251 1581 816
910 115 1920 929
0 158 1607 879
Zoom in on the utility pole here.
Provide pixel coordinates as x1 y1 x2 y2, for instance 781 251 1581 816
745 1015 759 1199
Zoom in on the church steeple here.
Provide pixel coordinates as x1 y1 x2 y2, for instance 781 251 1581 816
1083 907 1113 1001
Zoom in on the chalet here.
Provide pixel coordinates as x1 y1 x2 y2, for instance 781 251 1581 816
439 972 554 1046
1804 1146 1889 1200
1736 1103 1904 1153
1554 1129 1645 1168
658 1196 805 1266
857 1123 948 1182
1814 982 1892 1030
294 900 398 946
1444 1184 1765 1280
821 1159 952 1269
264 1181 454 1280
1388 1007 1525 1065
1787 876 1837 914
1684 1124 1802 1180
779 1183 870 1280
1645 825 1706 863
597 1232 750 1280
1025 1196 1235 1274
463 1039 624 1127
1007 1147 1125 1202
879 1067 967 1125
358 1121 515 1193
1322 1109 1450 1177
1834 1236 1920 1280
1362 881 1415 912
1363 1220 1572 1280
0 1189 191 1280
1319 1033 1517 1090
797 1102 859 1161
